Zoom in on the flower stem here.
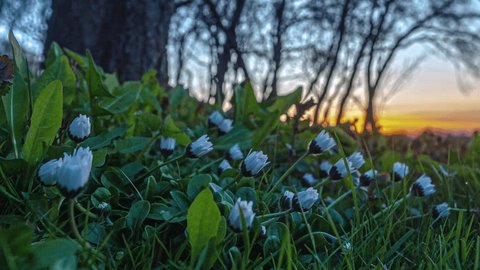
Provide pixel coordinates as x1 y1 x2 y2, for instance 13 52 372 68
313 178 331 189
323 189 352 212
222 173 242 191
195 157 223 174
75 202 98 219
69 199 84 242
68 199 106 262
134 153 184 182
357 195 409 229
265 151 309 197
449 207 479 213
257 209 292 221
295 231 337 245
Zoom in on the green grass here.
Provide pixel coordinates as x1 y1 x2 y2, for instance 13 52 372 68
0 38 479 269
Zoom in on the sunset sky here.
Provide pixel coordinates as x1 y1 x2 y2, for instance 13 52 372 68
378 57 480 135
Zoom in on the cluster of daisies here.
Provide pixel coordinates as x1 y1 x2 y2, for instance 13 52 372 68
38 114 93 197
37 111 450 234
227 129 451 231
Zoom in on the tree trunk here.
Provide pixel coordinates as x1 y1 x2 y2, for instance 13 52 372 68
363 90 378 133
45 0 174 84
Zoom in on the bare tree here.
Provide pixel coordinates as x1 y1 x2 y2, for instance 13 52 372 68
361 0 480 132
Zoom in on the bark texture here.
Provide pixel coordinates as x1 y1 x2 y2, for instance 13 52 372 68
45 0 174 84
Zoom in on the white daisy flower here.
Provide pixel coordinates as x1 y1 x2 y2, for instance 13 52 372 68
228 198 255 231
159 137 176 157
280 190 295 210
319 160 332 178
241 151 269 177
218 159 232 173
359 169 377 187
347 152 365 170
433 202 450 218
208 111 224 127
308 130 336 154
329 158 356 180
410 174 436 197
38 158 63 186
393 162 409 182
302 173 318 186
56 147 93 197
218 119 233 135
186 135 213 158
226 144 243 161
68 114 91 142
294 187 319 211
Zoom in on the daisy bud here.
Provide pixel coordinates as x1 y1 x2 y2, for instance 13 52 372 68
228 198 255 232
208 111 224 128
319 160 332 178
218 159 232 173
329 159 356 181
94 202 112 218
432 202 450 219
359 169 377 187
261 225 266 236
38 158 63 186
241 151 269 177
218 119 233 135
226 144 243 161
186 135 213 158
280 190 294 210
392 162 409 182
308 130 336 154
294 187 319 211
68 114 91 142
410 174 436 197
56 147 93 198
302 173 318 186
347 152 365 170
159 137 176 157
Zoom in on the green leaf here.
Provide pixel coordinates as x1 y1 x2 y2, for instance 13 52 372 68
33 55 75 105
2 31 30 159
215 125 252 150
171 191 189 211
0 224 33 260
187 188 221 262
148 203 178 221
235 187 257 205
144 176 157 202
91 187 112 207
92 148 108 167
86 50 111 98
64 48 87 69
99 82 140 114
23 80 63 165
113 136 150 154
44 42 64 66
0 157 28 175
81 126 128 150
9 30 29 83
126 200 151 231
266 86 302 113
234 82 260 125
30 238 80 269
252 113 279 148
161 116 191 145
187 174 212 201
